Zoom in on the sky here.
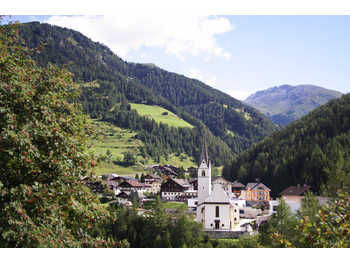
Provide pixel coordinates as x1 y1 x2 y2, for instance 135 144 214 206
4 14 350 100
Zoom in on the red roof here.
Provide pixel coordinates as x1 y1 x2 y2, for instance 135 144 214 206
120 180 148 188
280 185 311 196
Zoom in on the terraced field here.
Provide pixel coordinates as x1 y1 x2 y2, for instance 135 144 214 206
88 119 196 176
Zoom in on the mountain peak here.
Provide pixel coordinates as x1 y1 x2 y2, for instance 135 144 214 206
244 84 343 126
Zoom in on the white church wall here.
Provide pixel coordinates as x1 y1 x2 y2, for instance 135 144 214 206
197 161 211 204
204 204 231 230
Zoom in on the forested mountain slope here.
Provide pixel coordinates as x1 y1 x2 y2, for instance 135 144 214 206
17 21 277 164
245 84 343 126
223 94 350 196
127 63 278 153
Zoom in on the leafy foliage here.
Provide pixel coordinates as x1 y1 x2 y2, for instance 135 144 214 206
0 21 121 247
263 192 350 248
258 199 298 247
110 197 211 248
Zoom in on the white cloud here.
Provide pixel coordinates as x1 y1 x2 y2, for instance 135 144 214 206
227 89 252 101
45 15 233 60
189 68 217 87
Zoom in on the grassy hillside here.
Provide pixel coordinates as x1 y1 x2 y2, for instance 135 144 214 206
88 119 196 176
17 21 277 163
129 103 193 128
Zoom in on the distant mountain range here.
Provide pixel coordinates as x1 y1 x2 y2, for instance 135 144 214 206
244 84 343 126
15 21 278 165
224 93 350 196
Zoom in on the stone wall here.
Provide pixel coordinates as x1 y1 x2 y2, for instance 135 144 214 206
204 230 250 239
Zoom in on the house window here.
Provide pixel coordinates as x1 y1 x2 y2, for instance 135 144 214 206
222 224 224 227
239 209 244 214
215 206 219 217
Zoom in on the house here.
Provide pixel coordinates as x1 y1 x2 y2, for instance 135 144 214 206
143 174 162 184
104 178 120 195
116 191 130 204
152 165 178 177
280 184 312 213
196 137 240 231
189 178 198 190
143 174 162 194
241 182 271 202
161 178 196 201
280 184 311 202
118 180 150 194
279 184 330 213
212 176 232 186
231 181 245 198
113 176 139 184
147 180 161 194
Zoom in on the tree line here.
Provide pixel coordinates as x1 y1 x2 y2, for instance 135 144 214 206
223 94 350 196
17 21 278 163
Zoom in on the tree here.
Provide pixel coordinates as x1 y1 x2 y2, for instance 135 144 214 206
177 166 185 179
122 151 136 166
0 21 120 247
269 192 350 248
105 149 113 163
258 198 298 247
140 173 145 183
295 192 350 247
321 151 350 197
297 191 321 222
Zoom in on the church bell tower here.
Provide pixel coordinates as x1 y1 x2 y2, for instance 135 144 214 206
197 136 211 204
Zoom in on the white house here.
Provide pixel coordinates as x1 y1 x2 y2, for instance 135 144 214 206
196 138 240 230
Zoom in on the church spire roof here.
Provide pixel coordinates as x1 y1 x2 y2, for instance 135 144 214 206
199 136 209 167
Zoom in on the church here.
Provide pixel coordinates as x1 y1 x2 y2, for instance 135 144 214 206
196 138 240 231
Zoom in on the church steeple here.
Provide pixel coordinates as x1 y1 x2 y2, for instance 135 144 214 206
199 136 209 167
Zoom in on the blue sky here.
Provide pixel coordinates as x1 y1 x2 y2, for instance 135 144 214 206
4 15 350 100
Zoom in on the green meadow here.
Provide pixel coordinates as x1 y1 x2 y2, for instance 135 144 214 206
130 103 193 128
88 119 196 176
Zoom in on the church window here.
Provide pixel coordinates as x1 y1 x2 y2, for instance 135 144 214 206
202 170 205 177
215 206 219 217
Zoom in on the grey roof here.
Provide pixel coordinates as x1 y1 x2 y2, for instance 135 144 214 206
212 176 231 184
146 174 161 179
199 136 209 167
280 185 311 196
204 184 230 204
172 178 190 188
232 181 245 188
246 182 271 191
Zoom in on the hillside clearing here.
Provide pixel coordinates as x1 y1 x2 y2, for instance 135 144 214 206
130 103 193 128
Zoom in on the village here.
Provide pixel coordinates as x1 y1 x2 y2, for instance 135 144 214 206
83 138 329 238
